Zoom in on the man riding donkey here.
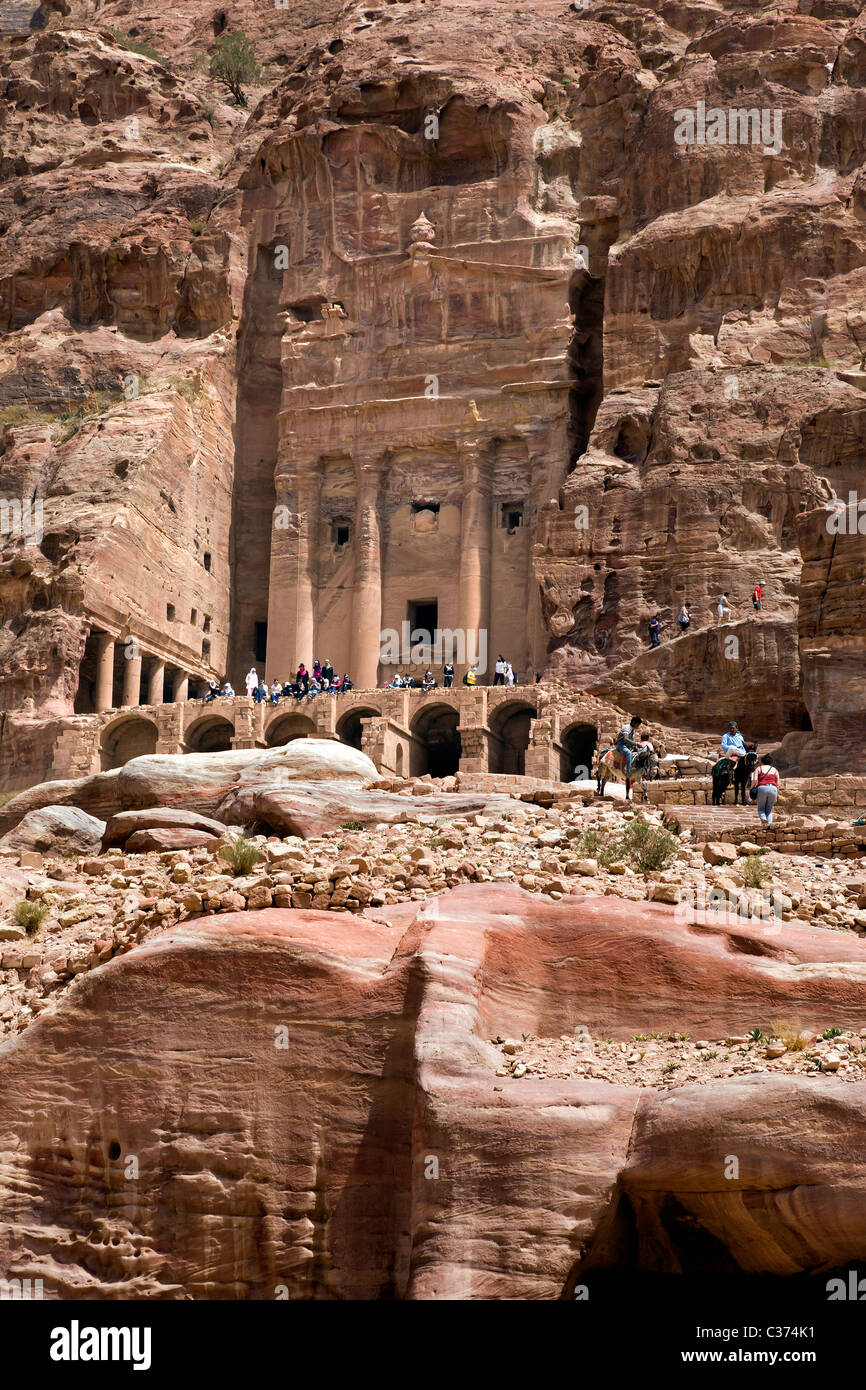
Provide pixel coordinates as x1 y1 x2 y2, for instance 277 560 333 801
596 714 659 801
711 720 757 806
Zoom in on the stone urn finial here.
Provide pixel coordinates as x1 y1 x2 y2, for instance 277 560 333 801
409 210 436 252
463 399 482 425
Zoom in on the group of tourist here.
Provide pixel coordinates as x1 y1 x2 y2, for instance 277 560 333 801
492 654 517 685
648 584 764 648
386 668 444 690
245 663 355 704
200 656 535 704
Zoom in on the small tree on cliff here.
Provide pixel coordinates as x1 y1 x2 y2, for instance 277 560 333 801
209 32 260 108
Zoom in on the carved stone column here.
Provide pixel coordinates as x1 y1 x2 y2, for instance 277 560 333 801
121 644 142 708
351 459 384 691
267 453 321 682
147 660 165 707
174 673 189 703
94 632 115 712
457 434 491 681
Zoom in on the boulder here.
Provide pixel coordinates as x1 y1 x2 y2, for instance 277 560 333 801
125 828 224 853
0 806 105 857
102 807 228 850
0 867 28 917
702 841 739 866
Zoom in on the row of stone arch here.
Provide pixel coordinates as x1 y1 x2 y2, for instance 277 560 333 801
98 702 599 782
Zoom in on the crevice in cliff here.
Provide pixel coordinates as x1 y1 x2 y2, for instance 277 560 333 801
567 265 605 468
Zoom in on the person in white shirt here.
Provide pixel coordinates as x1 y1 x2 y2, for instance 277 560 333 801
716 592 732 625
220 681 234 698
505 662 515 686
245 667 258 697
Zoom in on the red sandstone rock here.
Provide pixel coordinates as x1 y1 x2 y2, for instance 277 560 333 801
0 804 105 855
124 827 222 853
102 806 229 848
2 884 866 1298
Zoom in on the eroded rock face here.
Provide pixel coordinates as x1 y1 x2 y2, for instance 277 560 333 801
796 500 866 774
3 0 865 763
2 884 866 1299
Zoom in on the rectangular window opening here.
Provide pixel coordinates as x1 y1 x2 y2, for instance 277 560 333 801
501 503 524 533
407 599 438 640
253 621 268 663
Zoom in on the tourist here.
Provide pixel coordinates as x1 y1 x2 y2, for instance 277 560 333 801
220 680 235 698
329 675 341 694
270 680 281 704
321 658 334 686
245 667 258 697
296 663 309 693
253 680 267 704
677 602 691 634
716 592 732 625
720 721 747 758
752 581 763 614
616 714 642 774
422 669 436 690
341 673 354 691
463 665 478 686
493 654 506 686
312 659 322 682
752 755 780 825
505 662 515 686
388 673 403 688
307 676 322 700
203 678 219 704
443 662 454 688
649 614 662 648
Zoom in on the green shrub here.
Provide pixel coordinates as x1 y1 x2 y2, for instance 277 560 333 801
0 403 55 429
110 29 161 62
14 900 47 934
619 819 679 873
574 826 623 868
340 820 364 830
740 855 773 888
164 375 201 404
209 32 261 107
219 832 262 876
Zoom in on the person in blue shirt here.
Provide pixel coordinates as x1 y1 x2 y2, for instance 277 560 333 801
720 721 747 757
616 715 643 773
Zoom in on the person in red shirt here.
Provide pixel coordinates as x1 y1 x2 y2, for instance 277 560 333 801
751 755 779 824
752 582 763 614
